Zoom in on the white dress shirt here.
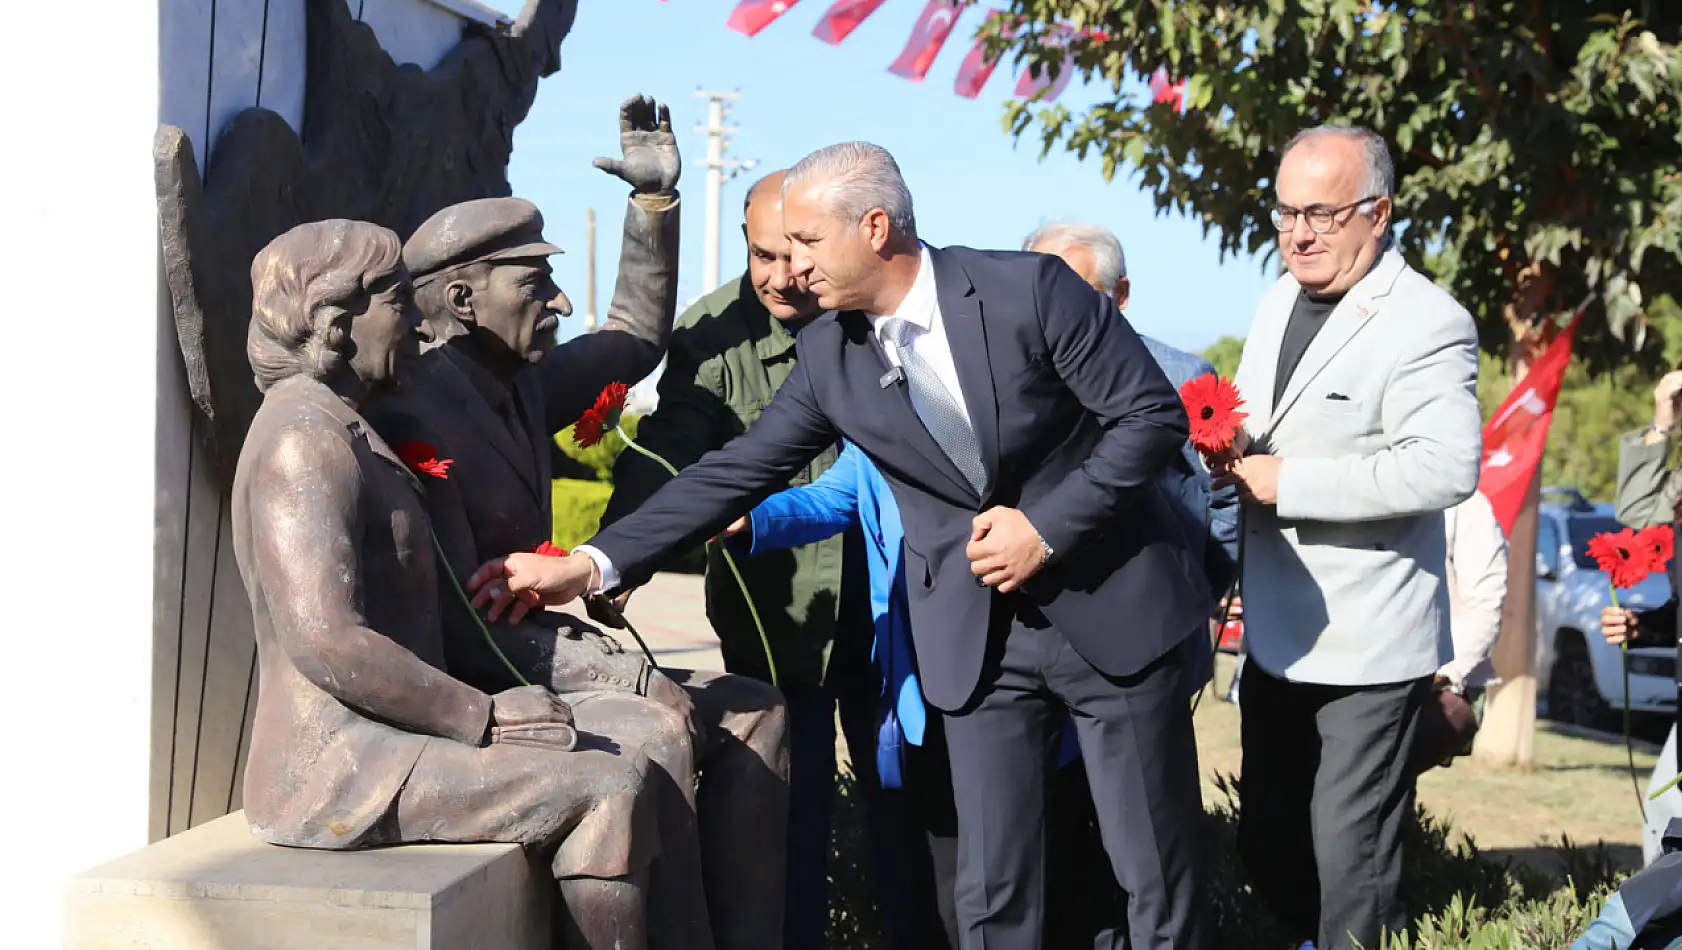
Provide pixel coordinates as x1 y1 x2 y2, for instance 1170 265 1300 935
578 247 960 594
1438 490 1508 691
870 246 971 423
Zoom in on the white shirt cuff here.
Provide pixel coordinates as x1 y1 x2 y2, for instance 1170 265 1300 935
573 545 619 594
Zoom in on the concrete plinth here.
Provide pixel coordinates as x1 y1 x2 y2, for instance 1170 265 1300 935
64 812 549 950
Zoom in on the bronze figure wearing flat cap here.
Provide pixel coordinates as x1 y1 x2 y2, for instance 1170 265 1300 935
368 96 791 950
232 219 664 950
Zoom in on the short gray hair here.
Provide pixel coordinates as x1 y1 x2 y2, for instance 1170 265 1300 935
248 219 403 393
784 142 917 239
1022 220 1127 290
1280 124 1395 201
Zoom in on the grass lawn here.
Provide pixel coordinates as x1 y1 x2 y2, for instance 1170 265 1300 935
1194 654 1658 874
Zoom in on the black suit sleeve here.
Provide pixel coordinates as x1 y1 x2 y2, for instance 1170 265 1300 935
587 357 838 590
1020 256 1191 559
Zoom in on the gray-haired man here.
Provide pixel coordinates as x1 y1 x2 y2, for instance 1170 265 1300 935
1214 126 1481 950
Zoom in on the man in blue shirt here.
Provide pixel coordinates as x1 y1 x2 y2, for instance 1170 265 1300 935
731 221 1238 948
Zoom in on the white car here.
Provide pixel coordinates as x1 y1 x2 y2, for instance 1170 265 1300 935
1534 490 1676 729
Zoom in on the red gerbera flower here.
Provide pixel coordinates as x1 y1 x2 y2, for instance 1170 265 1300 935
574 382 630 449
396 441 453 479
1178 373 1248 455
534 541 568 558
1587 528 1662 591
1637 524 1675 570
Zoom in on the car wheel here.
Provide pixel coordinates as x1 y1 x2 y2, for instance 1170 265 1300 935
1546 634 1614 731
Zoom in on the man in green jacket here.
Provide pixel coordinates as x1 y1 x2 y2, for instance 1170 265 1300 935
602 171 911 949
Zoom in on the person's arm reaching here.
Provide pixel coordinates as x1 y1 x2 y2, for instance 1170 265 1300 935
740 442 864 554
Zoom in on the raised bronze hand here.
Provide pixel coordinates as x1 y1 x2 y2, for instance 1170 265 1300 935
591 94 680 195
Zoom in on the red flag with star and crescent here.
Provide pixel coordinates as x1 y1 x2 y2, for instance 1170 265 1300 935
727 0 802 37
1014 25 1077 101
954 9 1011 98
888 0 962 82
1478 300 1590 535
812 0 890 45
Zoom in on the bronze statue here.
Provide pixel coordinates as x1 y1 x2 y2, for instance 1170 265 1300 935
366 96 791 950
232 219 661 950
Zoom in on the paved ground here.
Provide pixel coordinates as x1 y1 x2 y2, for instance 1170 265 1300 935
591 572 1654 869
598 571 724 670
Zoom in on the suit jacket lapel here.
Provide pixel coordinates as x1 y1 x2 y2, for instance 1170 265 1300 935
1269 247 1408 430
437 348 546 507
299 380 423 493
840 310 976 506
931 248 998 500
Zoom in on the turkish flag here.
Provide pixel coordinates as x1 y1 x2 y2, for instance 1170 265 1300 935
954 9 1009 98
1478 303 1589 535
1015 27 1077 102
727 0 803 38
813 0 889 45
888 0 962 82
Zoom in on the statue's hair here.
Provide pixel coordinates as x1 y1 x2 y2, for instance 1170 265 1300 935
247 220 403 392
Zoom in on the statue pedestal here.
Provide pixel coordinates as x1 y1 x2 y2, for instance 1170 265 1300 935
65 812 550 950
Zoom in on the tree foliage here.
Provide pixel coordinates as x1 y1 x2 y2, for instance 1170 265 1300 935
989 1 1682 371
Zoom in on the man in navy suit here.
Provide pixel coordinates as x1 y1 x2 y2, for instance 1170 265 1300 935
468 142 1210 950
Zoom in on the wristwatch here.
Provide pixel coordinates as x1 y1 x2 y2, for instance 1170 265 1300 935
1038 535 1055 567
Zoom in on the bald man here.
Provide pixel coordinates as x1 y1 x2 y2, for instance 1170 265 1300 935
603 172 936 949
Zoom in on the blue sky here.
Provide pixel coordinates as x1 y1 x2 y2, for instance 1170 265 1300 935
486 0 1275 354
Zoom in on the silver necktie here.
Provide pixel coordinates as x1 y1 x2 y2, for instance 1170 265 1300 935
882 317 987 496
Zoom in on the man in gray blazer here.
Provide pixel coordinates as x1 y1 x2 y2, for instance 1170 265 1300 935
1213 125 1482 950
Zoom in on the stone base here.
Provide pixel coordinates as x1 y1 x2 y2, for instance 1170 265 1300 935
65 812 549 949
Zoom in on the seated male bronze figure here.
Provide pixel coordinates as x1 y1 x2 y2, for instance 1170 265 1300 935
232 219 662 950
368 96 791 950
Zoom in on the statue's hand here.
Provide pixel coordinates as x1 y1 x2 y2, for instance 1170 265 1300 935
492 685 575 727
591 95 680 195
489 686 578 751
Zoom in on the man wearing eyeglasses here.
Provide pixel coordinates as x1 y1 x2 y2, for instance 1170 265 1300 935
1208 125 1482 950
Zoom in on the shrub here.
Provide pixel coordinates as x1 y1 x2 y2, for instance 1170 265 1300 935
824 771 1625 950
554 414 641 483
551 478 612 552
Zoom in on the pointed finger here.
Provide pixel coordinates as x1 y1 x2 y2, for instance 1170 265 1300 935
657 103 672 133
619 97 635 133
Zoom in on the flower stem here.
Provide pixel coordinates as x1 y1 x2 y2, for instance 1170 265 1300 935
1611 585 1647 822
429 529 531 688
615 425 779 687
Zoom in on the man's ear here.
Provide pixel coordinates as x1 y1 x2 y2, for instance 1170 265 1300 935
1113 277 1131 311
444 279 475 320
863 208 891 253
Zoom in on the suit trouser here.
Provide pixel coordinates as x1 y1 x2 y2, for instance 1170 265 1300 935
1237 661 1431 950
942 608 1207 950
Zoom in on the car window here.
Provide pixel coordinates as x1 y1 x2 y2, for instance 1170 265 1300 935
1565 515 1622 570
1536 517 1562 574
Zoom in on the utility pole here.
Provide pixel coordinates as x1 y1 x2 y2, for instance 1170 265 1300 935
694 89 757 295
584 208 597 332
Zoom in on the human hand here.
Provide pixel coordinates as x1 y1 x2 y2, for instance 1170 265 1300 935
584 589 635 633
1654 371 1682 432
1602 606 1640 646
591 95 680 195
1204 428 1253 472
467 551 597 623
717 516 750 541
967 506 1048 593
1214 454 1281 506
644 670 704 744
